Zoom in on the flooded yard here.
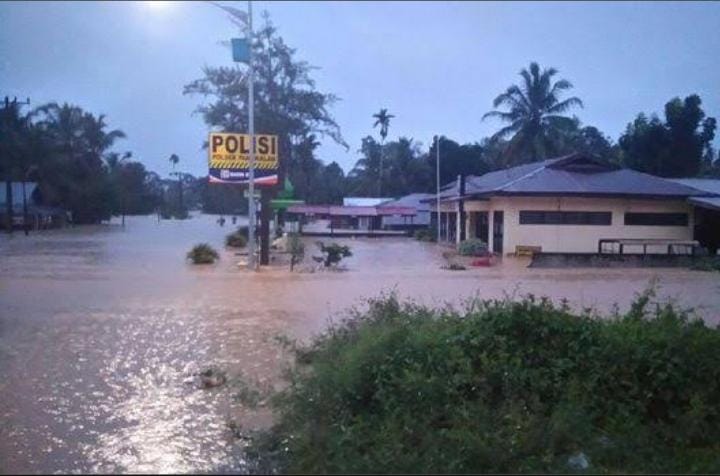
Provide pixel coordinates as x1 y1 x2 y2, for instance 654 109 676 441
1 214 719 474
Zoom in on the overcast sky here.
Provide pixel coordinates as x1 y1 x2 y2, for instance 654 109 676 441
1 1 719 178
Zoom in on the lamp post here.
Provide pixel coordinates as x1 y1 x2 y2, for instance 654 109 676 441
435 134 441 243
209 0 256 269
246 0 257 270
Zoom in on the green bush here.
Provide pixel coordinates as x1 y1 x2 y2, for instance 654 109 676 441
315 241 352 267
457 238 488 256
288 233 305 271
256 290 720 474
225 229 247 248
186 243 219 264
413 228 436 242
691 256 720 272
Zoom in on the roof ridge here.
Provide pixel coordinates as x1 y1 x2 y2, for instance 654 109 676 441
491 160 552 192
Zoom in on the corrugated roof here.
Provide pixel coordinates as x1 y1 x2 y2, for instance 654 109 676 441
669 178 720 195
689 196 720 212
438 154 714 201
379 193 434 212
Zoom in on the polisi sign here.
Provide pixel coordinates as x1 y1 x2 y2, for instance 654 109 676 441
208 132 278 185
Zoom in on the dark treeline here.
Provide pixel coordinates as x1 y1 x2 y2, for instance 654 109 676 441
3 13 718 223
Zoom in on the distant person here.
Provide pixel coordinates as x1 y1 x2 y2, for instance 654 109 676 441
231 216 237 225
217 216 226 227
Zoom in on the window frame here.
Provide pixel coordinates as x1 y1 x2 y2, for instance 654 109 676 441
518 210 612 226
623 212 689 227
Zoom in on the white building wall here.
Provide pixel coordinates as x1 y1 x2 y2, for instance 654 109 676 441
462 196 694 254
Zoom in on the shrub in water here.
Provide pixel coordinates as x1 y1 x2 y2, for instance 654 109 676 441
288 233 305 271
315 241 352 267
225 230 247 248
256 290 720 474
413 228 436 242
187 243 219 264
457 238 488 256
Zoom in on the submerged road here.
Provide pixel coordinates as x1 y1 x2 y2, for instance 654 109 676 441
1 214 719 473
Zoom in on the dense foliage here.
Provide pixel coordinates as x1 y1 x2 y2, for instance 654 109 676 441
258 292 720 474
457 238 489 256
186 243 220 264
0 100 168 225
618 94 717 177
225 229 247 248
315 241 352 267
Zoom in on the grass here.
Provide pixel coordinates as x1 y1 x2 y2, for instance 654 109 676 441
252 289 720 474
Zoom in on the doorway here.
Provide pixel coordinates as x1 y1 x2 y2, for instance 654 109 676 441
493 211 504 254
475 212 489 243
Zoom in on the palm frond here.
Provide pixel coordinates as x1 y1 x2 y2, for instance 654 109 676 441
546 97 584 114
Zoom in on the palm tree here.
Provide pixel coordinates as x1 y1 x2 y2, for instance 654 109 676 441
169 153 179 171
372 108 394 196
168 154 183 214
106 152 132 226
482 62 583 165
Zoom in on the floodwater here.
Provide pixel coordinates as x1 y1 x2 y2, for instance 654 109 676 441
1 214 719 474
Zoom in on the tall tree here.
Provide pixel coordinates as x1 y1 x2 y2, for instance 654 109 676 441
32 103 124 223
483 62 583 165
619 95 717 177
184 12 347 195
0 97 32 232
372 108 394 196
427 137 489 186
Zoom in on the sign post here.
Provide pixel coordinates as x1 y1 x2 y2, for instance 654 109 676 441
208 132 279 266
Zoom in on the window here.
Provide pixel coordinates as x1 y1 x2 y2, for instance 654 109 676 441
624 212 688 226
519 210 612 226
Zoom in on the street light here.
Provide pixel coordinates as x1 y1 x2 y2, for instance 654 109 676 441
208 1 257 270
435 134 441 243
149 1 258 270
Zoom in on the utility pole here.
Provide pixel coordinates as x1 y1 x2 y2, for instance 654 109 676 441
246 0 257 270
435 135 441 242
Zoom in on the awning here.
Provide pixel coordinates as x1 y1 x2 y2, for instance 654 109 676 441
690 196 720 212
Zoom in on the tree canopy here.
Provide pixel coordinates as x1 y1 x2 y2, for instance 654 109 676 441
483 62 584 165
618 95 717 178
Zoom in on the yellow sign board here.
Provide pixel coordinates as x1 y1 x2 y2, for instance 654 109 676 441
208 133 278 170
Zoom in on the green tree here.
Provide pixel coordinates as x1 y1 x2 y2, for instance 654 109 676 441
427 136 489 186
619 95 717 177
184 13 347 194
373 108 394 195
0 97 33 232
483 62 583 165
31 103 124 224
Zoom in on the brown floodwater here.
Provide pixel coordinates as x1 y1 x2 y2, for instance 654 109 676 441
1 214 719 474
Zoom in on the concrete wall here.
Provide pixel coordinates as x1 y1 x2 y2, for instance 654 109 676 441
463 196 694 254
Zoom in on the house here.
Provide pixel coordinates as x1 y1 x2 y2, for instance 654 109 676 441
432 153 720 255
0 182 69 229
343 197 391 207
379 193 434 230
668 178 720 254
286 202 416 236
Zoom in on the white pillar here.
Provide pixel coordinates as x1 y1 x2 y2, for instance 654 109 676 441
487 209 494 253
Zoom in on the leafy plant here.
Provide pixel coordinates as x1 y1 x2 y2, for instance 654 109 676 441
186 243 219 264
691 256 720 272
225 229 247 248
413 228 436 242
315 241 352 267
287 233 305 271
457 238 489 256
256 291 720 474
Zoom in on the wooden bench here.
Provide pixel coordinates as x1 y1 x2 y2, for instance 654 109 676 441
515 245 542 257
